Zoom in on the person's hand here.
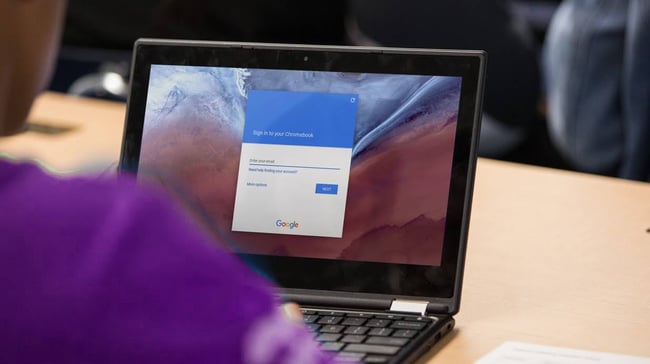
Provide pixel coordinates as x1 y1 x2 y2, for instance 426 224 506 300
281 302 304 324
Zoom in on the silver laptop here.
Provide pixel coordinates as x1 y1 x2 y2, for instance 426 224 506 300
120 39 486 363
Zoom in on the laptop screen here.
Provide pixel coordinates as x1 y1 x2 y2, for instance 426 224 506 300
138 65 461 267
121 40 484 301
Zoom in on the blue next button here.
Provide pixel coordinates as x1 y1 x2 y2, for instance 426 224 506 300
315 183 338 195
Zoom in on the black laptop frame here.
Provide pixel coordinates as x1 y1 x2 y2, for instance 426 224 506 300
120 39 485 316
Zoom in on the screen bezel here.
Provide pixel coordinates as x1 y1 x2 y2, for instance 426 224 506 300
119 39 484 312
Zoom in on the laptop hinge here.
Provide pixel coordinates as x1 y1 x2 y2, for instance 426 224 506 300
389 299 429 316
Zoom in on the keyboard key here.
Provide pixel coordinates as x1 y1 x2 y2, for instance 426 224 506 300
365 337 408 346
320 311 345 316
404 316 434 322
342 317 367 326
301 309 317 315
321 342 345 352
343 344 400 355
392 329 417 338
303 315 319 324
338 352 366 361
344 326 369 335
341 334 366 344
306 323 321 332
320 325 345 334
346 312 373 318
364 355 391 363
318 316 343 325
375 314 404 320
368 328 393 336
391 321 427 330
317 333 342 342
366 319 391 328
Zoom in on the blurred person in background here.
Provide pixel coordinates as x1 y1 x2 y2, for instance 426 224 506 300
0 1 343 362
543 0 650 181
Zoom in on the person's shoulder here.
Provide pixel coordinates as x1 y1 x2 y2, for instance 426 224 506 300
1 159 151 217
0 159 199 247
0 159 275 300
0 159 264 279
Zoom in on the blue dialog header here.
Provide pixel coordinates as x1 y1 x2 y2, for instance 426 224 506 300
242 90 358 148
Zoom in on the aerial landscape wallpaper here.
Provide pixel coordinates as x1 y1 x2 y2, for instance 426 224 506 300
138 65 462 266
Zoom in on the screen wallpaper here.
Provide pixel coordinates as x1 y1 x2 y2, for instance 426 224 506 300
139 65 462 266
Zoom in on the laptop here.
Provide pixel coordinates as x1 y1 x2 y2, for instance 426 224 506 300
119 39 485 363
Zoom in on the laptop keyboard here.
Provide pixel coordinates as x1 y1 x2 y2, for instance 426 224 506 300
301 308 436 363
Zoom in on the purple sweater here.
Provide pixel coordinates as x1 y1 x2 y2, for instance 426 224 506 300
0 160 339 363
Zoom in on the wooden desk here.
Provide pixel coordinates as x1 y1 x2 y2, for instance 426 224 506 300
0 92 125 173
428 161 650 362
2 92 649 363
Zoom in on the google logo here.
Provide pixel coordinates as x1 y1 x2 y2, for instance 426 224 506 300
276 219 299 229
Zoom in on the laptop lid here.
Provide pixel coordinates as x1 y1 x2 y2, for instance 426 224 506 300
120 39 485 316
